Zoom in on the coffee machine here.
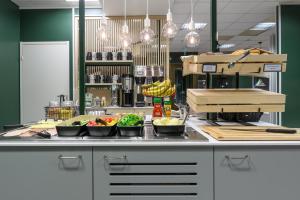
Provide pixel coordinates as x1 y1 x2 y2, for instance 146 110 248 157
134 66 146 107
121 74 134 107
151 65 164 82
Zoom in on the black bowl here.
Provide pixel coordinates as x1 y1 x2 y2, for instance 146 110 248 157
87 124 117 137
117 126 144 137
56 126 85 137
153 124 185 135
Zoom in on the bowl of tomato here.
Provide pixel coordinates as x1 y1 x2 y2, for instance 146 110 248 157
87 117 118 137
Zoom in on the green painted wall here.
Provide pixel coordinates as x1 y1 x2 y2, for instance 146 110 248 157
281 5 300 127
20 9 73 99
0 0 20 130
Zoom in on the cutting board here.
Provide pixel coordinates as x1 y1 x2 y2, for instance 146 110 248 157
201 126 300 141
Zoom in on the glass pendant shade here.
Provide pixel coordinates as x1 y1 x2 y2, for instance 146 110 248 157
162 21 178 39
162 1 178 39
185 31 200 48
97 0 109 43
140 26 155 45
120 24 132 50
120 0 132 50
140 0 155 44
96 24 109 42
184 0 200 48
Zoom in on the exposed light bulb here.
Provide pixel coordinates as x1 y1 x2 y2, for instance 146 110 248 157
184 0 200 48
162 6 178 39
96 25 109 42
120 24 132 50
120 0 132 50
140 0 155 44
140 27 155 44
185 31 200 48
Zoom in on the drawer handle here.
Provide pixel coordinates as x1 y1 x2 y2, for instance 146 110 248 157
58 155 83 169
104 155 128 170
58 155 82 160
225 155 251 170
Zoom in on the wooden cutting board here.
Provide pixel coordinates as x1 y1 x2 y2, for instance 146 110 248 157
201 126 300 141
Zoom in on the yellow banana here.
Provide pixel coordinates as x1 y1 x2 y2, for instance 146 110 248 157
142 81 160 89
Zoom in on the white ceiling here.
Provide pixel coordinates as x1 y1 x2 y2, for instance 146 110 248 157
11 0 300 52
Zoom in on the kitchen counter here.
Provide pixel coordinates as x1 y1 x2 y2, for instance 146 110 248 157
1 118 300 146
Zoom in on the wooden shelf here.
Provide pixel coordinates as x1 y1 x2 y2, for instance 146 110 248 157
181 54 287 76
85 60 133 66
85 83 122 86
187 89 286 113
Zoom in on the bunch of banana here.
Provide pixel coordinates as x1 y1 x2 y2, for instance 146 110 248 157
142 79 176 97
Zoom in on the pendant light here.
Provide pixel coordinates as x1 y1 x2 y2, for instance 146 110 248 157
140 0 155 44
96 0 109 42
120 0 132 50
184 0 200 48
162 0 178 39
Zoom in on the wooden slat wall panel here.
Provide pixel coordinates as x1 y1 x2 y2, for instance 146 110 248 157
79 16 168 67
74 16 169 101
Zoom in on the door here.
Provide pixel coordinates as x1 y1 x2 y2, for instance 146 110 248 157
20 42 69 123
215 147 300 200
93 147 213 200
0 147 92 200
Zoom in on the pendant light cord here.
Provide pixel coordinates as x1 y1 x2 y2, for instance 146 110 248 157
102 0 104 11
168 0 171 11
124 0 127 24
147 0 149 17
191 0 193 21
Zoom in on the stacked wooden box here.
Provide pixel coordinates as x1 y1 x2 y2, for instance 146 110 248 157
187 89 286 113
181 53 287 76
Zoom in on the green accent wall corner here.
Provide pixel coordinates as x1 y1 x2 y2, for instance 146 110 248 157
20 9 73 99
281 5 300 127
0 0 20 130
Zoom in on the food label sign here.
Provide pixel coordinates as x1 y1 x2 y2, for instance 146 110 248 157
202 64 217 73
263 63 282 72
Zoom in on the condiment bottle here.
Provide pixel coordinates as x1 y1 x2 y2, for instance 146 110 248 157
163 97 172 118
152 97 163 118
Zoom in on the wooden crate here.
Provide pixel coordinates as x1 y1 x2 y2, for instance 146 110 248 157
187 89 286 113
181 54 287 76
193 54 287 63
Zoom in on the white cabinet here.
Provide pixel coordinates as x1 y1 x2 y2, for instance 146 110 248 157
215 147 300 200
93 147 213 200
0 147 92 200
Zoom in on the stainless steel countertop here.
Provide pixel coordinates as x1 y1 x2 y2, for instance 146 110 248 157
1 118 300 147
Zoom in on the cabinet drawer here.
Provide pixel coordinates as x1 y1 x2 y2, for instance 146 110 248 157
215 147 300 200
94 147 213 200
0 147 93 200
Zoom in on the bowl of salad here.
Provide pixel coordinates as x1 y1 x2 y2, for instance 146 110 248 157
117 114 144 137
87 117 118 137
56 120 88 137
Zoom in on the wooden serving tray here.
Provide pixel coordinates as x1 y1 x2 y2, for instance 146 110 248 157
187 89 285 113
201 126 300 141
187 89 286 105
187 99 285 113
181 54 287 76
193 54 287 63
183 63 286 75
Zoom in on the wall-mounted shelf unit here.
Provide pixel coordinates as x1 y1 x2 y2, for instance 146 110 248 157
85 83 122 87
85 60 134 66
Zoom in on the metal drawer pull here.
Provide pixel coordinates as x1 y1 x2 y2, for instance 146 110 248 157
58 155 83 169
104 155 128 171
58 155 82 160
225 155 251 170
